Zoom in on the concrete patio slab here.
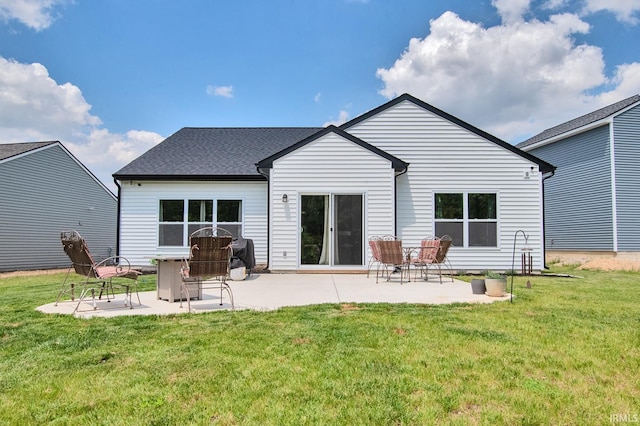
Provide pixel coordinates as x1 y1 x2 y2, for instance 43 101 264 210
36 273 511 318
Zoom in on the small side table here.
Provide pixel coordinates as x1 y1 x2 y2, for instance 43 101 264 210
153 256 202 302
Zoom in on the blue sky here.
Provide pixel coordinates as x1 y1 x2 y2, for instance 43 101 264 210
1 0 639 190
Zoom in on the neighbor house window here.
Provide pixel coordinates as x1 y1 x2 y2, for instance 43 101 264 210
158 199 243 246
434 193 497 247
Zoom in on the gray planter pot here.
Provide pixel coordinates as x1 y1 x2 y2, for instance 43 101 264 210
470 278 486 294
485 278 507 297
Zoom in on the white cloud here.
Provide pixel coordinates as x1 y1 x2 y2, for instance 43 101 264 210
206 85 234 98
492 0 530 23
314 93 322 102
376 9 640 142
0 57 164 191
583 0 640 24
0 0 65 30
323 110 350 127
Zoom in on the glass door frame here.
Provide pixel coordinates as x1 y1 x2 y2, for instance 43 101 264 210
298 192 365 269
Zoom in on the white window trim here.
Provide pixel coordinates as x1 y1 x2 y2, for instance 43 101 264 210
158 198 244 247
433 191 499 248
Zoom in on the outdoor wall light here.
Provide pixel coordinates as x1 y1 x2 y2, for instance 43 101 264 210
282 194 288 203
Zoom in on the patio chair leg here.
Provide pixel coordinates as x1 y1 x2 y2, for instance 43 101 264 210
181 284 193 312
224 284 235 310
179 285 186 309
55 268 76 305
133 283 141 306
125 289 133 309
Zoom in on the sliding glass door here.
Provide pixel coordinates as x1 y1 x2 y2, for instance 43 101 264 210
300 194 363 266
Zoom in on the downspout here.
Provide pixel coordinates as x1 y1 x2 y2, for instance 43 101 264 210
114 178 122 257
541 170 555 269
257 166 271 270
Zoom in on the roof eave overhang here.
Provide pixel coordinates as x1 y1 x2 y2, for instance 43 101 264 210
113 174 266 182
521 118 613 152
521 98 640 152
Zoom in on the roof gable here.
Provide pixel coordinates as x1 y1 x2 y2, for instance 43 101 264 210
256 125 409 172
341 93 555 173
518 94 640 149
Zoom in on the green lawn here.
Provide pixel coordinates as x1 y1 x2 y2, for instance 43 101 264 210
1 267 638 425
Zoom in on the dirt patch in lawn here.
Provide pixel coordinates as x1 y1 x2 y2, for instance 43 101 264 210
577 258 640 272
0 269 68 279
549 251 640 272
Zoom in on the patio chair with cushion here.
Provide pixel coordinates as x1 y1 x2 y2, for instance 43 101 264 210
375 236 410 284
413 236 441 281
366 236 382 278
426 234 454 284
57 230 141 313
180 227 235 311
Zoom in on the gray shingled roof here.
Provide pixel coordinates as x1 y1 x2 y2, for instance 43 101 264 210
0 141 57 161
113 127 322 179
518 94 640 148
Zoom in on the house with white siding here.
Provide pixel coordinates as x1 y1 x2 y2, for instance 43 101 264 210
0 141 117 271
518 94 640 257
114 94 554 273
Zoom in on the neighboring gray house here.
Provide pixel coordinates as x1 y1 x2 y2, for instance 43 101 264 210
0 141 117 271
115 94 555 273
518 94 640 255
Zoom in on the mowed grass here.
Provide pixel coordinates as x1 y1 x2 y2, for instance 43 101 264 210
1 267 638 425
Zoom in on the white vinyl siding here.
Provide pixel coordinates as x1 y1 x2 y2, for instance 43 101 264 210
119 181 267 265
269 133 395 271
345 101 544 271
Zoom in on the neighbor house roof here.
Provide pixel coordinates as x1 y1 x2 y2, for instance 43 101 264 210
0 140 116 198
256 125 409 172
113 127 322 181
341 93 556 173
0 141 57 162
518 94 640 149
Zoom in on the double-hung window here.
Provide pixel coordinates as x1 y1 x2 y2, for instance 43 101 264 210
434 193 497 247
187 200 213 237
216 200 243 238
159 199 243 246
